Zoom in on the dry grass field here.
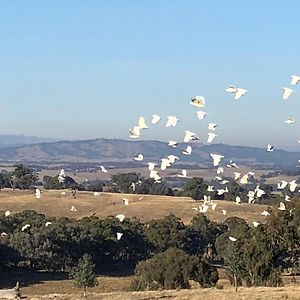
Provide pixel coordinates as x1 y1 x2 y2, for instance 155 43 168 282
0 189 271 224
2 272 300 300
26 286 300 300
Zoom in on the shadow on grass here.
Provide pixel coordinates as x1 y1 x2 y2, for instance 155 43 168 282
0 269 69 289
0 264 135 290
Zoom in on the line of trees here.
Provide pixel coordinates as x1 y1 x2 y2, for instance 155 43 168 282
1 199 300 290
0 165 286 203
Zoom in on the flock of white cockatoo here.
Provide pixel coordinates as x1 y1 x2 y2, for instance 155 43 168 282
2 76 300 242
125 75 300 242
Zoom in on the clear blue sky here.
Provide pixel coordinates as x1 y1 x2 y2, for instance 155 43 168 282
0 1 300 149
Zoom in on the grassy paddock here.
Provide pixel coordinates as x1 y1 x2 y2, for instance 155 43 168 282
0 189 270 224
1 270 300 300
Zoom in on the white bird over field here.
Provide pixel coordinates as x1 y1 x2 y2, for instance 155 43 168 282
45 222 52 227
203 195 211 204
222 209 227 215
1 232 8 237
161 158 171 170
229 236 237 242
285 117 296 124
167 155 179 163
150 170 161 182
234 172 241 180
35 188 41 199
217 187 228 195
208 123 217 131
168 140 178 148
116 214 125 222
211 203 217 211
285 195 291 202
226 86 247 99
291 75 300 85
148 162 156 171
289 180 297 192
207 185 214 192
253 222 260 228
240 174 249 184
196 111 209 120
134 154 144 161
130 182 136 191
129 126 141 139
226 160 238 168
283 87 293 100
261 210 270 216
93 192 100 197
207 132 217 143
254 186 265 198
178 169 187 178
210 153 224 166
235 88 248 100
5 210 11 217
151 114 161 124
166 116 179 127
225 85 237 93
123 198 129 206
217 167 224 174
247 191 256 204
183 145 192 155
100 165 108 173
116 232 123 240
277 180 288 189
138 116 148 129
21 224 30 231
278 202 286 211
58 169 66 183
235 196 241 205
184 130 199 143
70 206 77 212
190 95 205 108
199 204 209 213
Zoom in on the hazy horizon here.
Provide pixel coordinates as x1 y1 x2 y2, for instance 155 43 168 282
1 1 300 151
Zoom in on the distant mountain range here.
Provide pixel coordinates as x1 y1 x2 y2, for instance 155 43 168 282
0 137 299 167
0 134 56 148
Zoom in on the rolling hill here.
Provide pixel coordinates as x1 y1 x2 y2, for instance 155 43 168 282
0 138 299 167
0 189 270 224
0 134 55 148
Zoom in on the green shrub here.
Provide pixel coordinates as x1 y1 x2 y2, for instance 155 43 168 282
134 248 218 290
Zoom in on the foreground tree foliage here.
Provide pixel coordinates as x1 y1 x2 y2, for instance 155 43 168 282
216 216 284 289
69 253 98 297
134 248 218 290
144 214 187 252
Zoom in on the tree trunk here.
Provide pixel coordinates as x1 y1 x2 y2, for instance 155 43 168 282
234 274 238 292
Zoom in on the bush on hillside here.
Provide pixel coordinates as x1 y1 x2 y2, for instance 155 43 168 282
134 248 218 290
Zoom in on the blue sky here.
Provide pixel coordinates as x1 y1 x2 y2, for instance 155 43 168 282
0 1 300 149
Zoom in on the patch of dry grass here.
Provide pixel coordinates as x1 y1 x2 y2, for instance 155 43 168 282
14 284 300 300
2 267 300 300
0 189 270 224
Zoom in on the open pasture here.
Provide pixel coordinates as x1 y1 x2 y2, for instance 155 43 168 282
0 189 271 224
